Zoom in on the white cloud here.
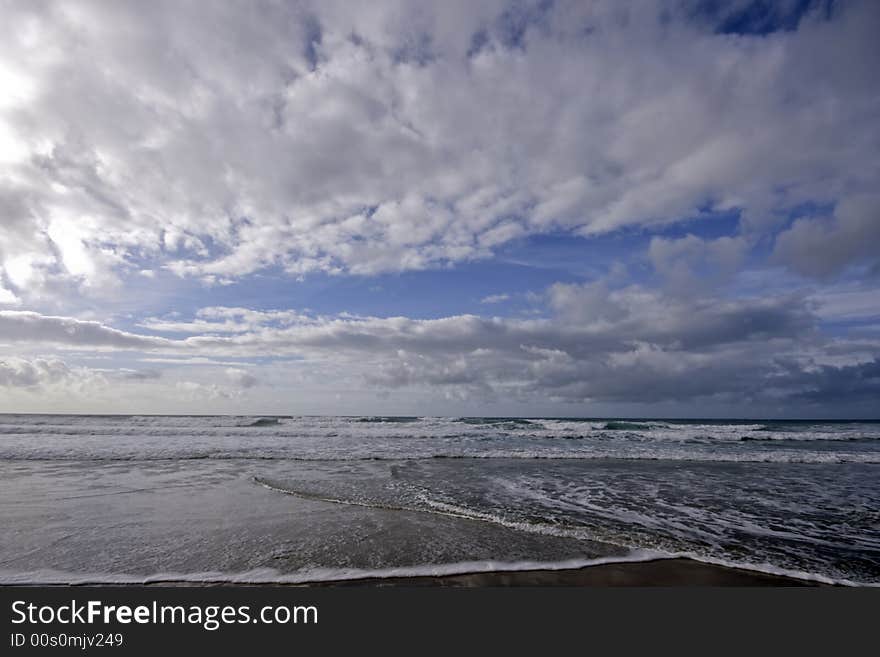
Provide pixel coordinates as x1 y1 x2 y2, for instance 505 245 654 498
140 307 311 334
0 1 876 302
0 287 21 305
0 357 75 388
0 356 137 393
226 368 258 389
480 293 510 304
174 381 229 400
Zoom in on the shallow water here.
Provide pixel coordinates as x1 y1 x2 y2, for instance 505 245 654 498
1 415 877 584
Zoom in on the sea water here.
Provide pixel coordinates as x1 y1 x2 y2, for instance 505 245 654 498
0 415 877 584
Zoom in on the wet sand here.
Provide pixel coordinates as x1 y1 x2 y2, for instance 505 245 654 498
101 557 823 587
313 558 822 587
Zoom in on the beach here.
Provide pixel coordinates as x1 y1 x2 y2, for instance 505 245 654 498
132 558 819 587
314 558 821 586
1 415 877 587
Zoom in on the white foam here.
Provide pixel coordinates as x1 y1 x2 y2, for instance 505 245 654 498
2 414 878 464
2 550 873 586
0 551 691 585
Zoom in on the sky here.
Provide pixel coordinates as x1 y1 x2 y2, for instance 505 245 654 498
0 0 878 417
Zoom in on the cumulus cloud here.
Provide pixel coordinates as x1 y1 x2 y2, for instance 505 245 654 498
0 356 138 393
0 357 75 388
0 1 877 302
773 194 880 278
649 234 749 293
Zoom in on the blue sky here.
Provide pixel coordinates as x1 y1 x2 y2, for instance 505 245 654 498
0 0 878 417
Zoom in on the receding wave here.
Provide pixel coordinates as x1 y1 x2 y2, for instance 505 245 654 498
254 476 636 547
253 476 425 515
254 475 609 543
250 479 874 587
354 416 421 423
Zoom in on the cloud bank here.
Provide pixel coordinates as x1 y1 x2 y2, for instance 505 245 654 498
1 290 876 414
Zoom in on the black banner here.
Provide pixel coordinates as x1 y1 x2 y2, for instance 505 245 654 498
1 586 876 654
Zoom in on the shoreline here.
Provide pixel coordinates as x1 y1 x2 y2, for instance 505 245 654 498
315 557 826 587
2 558 832 587
260 558 828 587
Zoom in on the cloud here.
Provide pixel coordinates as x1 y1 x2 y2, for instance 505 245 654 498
0 357 75 388
225 368 258 389
546 281 814 349
0 356 140 393
812 287 880 322
337 287 824 404
790 358 880 404
0 1 877 302
0 287 875 411
0 286 21 305
174 378 253 400
174 381 228 401
0 311 169 350
111 368 162 381
140 307 310 334
649 234 748 293
0 1 877 414
773 194 880 278
0 289 819 363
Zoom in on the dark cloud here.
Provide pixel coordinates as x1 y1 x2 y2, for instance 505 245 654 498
790 358 880 404
0 287 875 411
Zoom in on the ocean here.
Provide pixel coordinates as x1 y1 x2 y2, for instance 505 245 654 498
1 414 878 585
